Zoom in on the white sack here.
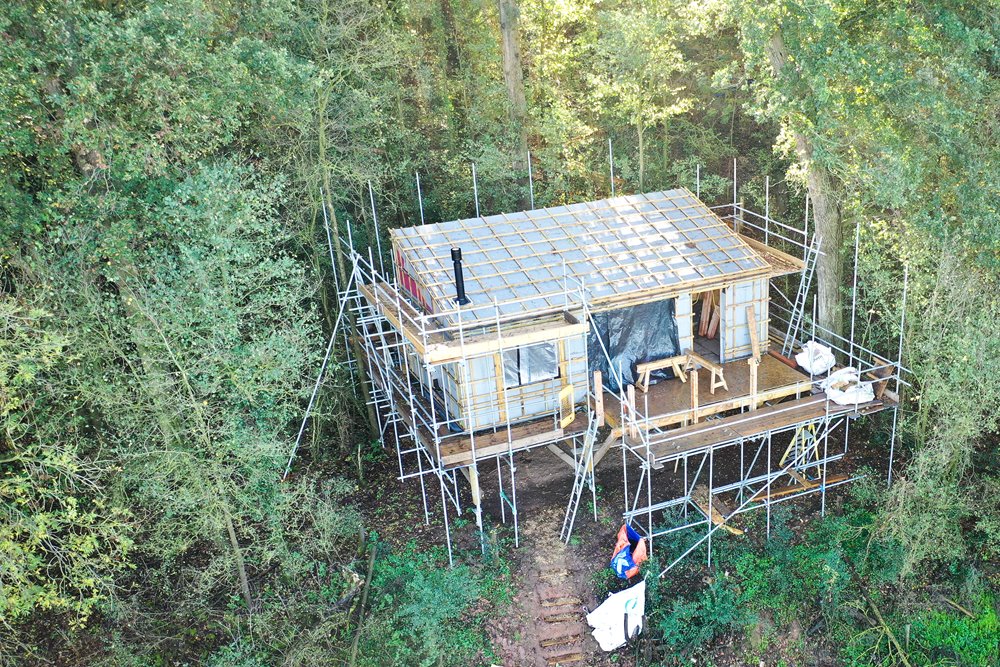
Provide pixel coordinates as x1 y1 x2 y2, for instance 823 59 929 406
795 341 836 375
826 382 875 406
819 367 875 406
819 367 859 391
586 579 646 651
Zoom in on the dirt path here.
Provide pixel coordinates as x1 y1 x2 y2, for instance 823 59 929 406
489 505 600 666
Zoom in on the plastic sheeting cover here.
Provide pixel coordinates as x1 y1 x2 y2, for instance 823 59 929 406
588 299 681 392
586 579 646 651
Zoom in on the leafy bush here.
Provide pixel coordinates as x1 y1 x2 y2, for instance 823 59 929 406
642 481 912 663
354 541 497 667
204 642 269 667
653 575 752 656
0 301 131 629
908 595 1000 667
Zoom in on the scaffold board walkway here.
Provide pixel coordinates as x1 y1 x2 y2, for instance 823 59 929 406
639 393 890 465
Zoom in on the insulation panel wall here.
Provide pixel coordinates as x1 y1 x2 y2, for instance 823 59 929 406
719 278 769 362
437 332 589 432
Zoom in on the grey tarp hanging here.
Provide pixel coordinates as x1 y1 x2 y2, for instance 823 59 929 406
588 299 681 393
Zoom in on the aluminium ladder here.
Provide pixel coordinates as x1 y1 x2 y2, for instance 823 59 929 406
560 412 600 543
781 234 822 358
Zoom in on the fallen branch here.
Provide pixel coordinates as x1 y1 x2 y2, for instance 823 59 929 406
348 537 378 667
943 597 975 618
844 556 912 667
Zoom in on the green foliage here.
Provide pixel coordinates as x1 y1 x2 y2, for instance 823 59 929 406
204 642 269 667
859 234 1000 575
642 483 1000 666
908 596 999 667
734 0 1000 589
653 574 752 656
838 594 1000 667
1 0 998 664
354 541 496 667
0 301 131 628
737 0 999 248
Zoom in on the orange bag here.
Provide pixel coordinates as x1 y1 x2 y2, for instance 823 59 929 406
611 523 647 579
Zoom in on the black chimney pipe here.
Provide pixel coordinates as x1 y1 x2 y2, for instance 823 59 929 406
451 247 470 306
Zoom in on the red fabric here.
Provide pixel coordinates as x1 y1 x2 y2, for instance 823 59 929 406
395 250 432 313
612 524 648 579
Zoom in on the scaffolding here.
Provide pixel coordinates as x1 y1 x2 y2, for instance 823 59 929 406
343 228 598 565
291 167 909 576
612 189 909 576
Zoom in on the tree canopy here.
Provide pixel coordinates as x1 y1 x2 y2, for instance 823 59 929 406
1 0 998 665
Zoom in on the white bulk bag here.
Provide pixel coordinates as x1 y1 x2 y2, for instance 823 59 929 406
819 367 875 406
795 341 836 375
586 579 646 651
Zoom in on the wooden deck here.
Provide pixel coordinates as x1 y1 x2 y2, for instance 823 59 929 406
431 414 589 469
638 393 890 465
604 353 814 430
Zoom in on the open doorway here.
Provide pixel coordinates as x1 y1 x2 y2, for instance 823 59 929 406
692 289 722 363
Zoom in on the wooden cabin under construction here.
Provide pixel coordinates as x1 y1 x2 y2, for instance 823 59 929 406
345 183 906 569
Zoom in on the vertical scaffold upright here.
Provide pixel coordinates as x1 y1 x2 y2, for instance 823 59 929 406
343 229 595 565
608 184 909 578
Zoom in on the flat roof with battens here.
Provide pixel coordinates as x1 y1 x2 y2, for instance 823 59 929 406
391 188 791 326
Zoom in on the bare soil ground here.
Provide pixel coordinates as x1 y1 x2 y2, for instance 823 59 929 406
344 417 896 667
474 446 635 667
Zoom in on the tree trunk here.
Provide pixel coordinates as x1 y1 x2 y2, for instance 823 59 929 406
218 477 254 612
122 291 256 613
439 0 463 77
637 123 645 192
766 32 844 336
439 0 469 142
498 0 530 201
317 87 380 443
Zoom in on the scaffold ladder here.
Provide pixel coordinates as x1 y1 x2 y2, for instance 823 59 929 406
560 412 599 543
782 234 822 357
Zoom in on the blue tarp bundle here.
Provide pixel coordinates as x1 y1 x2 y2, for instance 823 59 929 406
610 523 645 579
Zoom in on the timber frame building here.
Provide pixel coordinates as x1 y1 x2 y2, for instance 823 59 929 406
331 180 907 573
